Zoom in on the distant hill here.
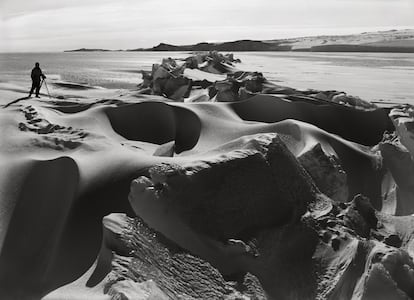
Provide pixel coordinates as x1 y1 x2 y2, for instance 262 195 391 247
128 29 414 53
64 48 114 52
276 29 414 52
128 40 291 52
67 29 414 53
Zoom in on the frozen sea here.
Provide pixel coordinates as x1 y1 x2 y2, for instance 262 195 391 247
0 51 413 104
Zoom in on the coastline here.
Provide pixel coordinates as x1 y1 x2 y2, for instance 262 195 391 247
64 29 414 53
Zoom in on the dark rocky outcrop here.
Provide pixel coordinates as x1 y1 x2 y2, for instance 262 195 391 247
141 40 291 52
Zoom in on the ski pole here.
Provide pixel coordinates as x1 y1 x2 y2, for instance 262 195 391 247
43 79 51 99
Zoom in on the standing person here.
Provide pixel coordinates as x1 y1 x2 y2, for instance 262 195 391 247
29 62 46 98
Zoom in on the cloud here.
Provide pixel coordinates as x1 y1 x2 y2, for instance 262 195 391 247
0 0 115 19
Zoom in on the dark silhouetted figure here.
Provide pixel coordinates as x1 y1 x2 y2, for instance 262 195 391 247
29 62 46 98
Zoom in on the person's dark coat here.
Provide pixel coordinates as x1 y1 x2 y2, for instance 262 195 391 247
31 66 46 83
29 65 46 97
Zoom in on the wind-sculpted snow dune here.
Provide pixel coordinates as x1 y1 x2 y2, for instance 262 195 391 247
0 52 413 299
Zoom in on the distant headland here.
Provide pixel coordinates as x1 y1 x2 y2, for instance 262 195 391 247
64 48 115 52
65 29 414 53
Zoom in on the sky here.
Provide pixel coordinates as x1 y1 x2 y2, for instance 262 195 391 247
0 0 413 52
